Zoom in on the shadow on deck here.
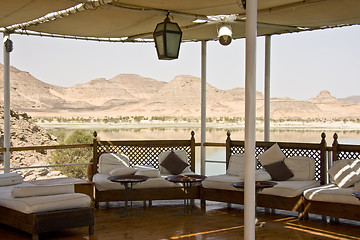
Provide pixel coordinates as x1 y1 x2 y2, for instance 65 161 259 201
0 200 359 240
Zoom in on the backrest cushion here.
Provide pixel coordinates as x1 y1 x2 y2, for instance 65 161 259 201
284 156 316 180
0 172 23 186
98 153 130 175
258 143 285 166
348 159 360 175
227 154 245 176
328 159 360 188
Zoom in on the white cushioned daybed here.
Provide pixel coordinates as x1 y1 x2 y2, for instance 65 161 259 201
303 156 360 221
0 173 94 240
201 132 327 215
93 151 198 207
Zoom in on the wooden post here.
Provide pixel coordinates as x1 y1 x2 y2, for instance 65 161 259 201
190 131 196 172
91 131 98 178
226 131 231 169
319 132 327 185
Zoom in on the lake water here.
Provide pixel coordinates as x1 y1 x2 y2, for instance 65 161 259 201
92 128 360 176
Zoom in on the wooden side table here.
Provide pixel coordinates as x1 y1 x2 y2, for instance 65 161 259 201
30 177 94 205
165 174 206 214
232 181 277 227
108 175 149 216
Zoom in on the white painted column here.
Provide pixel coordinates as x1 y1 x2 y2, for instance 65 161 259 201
3 33 12 173
244 0 257 239
264 35 271 142
200 40 207 175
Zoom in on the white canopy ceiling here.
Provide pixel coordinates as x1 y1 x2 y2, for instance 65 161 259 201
1 0 360 42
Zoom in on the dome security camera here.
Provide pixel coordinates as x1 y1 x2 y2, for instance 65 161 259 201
218 24 232 46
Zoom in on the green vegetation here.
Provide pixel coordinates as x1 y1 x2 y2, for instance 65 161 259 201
51 129 93 180
34 116 360 125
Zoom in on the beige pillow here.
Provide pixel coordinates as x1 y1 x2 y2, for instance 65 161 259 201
109 167 137 176
258 143 285 166
328 160 360 188
135 168 161 178
284 156 316 180
348 159 360 175
227 154 245 176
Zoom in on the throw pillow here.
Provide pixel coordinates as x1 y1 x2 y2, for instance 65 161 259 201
160 151 189 175
258 143 286 166
328 160 360 188
109 167 137 176
348 159 360 175
158 150 190 174
0 172 23 186
227 154 245 176
263 161 294 181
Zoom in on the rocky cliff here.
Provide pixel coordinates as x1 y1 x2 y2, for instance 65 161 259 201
0 106 59 180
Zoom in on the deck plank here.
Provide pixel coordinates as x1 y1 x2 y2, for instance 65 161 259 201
0 201 359 240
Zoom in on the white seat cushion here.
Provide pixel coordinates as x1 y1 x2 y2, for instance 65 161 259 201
202 169 271 191
304 183 360 206
261 180 320 198
0 183 90 214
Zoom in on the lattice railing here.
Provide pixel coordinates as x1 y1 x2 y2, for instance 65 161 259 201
92 131 196 175
96 144 192 169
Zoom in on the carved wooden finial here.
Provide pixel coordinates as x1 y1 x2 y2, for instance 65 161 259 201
333 133 338 141
227 131 231 137
93 131 97 138
191 130 195 137
321 132 326 140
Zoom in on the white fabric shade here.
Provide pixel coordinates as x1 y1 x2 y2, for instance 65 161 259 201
0 0 359 41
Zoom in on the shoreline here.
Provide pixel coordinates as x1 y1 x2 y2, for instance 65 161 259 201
36 120 360 132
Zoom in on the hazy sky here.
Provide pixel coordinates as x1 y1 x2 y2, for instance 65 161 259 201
1 25 359 100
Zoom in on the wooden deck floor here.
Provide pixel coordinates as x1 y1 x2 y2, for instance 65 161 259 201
1 200 360 240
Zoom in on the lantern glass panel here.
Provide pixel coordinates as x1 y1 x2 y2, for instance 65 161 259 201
166 32 181 58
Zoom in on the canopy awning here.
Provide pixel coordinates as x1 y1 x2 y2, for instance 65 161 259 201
1 0 360 42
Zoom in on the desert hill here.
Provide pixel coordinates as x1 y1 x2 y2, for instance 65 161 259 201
0 64 359 120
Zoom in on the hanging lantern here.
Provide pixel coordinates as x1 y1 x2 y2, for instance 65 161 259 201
153 15 182 60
